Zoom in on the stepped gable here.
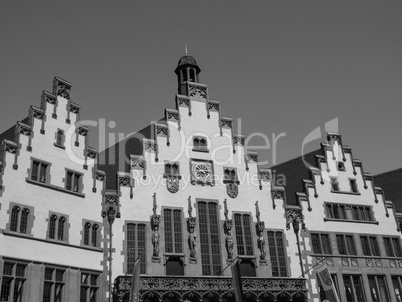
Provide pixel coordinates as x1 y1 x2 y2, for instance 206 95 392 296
374 168 402 211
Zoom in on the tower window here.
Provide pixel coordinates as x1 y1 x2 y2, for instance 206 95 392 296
164 162 180 176
350 179 358 193
189 69 196 82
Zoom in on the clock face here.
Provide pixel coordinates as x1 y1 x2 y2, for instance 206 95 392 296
191 161 213 182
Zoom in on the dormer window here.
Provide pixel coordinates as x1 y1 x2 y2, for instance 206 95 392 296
193 136 208 152
66 170 82 193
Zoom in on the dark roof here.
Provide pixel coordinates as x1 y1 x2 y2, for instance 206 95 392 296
97 120 162 190
177 55 198 67
374 168 402 212
0 116 29 144
269 149 322 206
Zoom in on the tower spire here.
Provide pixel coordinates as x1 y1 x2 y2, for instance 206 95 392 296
185 43 188 56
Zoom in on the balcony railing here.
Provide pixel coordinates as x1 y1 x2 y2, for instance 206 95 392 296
114 275 308 302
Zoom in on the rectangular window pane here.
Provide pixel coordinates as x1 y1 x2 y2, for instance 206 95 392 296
346 236 356 255
384 238 394 257
208 202 222 275
311 234 322 254
243 215 253 256
321 234 331 254
392 277 402 302
369 237 380 256
337 235 347 255
164 209 173 253
361 236 370 256
126 223 136 274
43 282 52 302
137 224 146 274
276 232 288 277
393 238 402 257
198 202 211 275
173 210 183 253
234 214 245 255
267 231 279 276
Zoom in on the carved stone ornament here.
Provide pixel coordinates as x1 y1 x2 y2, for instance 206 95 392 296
178 97 190 107
208 102 219 111
233 135 245 146
131 158 145 169
353 161 362 167
70 103 80 114
156 126 168 136
19 125 32 136
286 208 306 232
119 177 131 187
4 142 17 154
151 194 161 263
33 110 44 120
327 133 342 144
189 85 207 98
272 190 285 200
45 94 56 104
56 83 71 100
343 147 352 154
166 177 179 193
167 111 179 121
86 149 97 159
187 218 197 264
226 183 238 198
144 142 157 152
78 127 88 136
221 119 232 128
247 153 258 163
113 275 308 302
259 171 271 182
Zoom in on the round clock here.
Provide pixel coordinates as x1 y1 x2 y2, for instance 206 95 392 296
192 161 212 182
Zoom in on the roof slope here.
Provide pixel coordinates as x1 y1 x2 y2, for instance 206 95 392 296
270 149 321 206
374 168 402 212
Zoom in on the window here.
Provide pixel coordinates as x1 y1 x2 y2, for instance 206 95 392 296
0 262 26 302
368 275 390 302
83 222 99 247
48 214 67 241
31 160 48 183
350 179 358 193
9 206 31 234
351 206 373 221
80 273 98 302
164 209 183 254
360 236 380 256
392 276 402 302
326 204 346 219
337 161 346 171
311 233 332 254
223 168 238 183
384 237 402 257
66 170 82 192
198 201 222 275
43 268 64 302
164 162 180 176
166 256 184 276
330 177 339 191
343 275 366 302
56 130 65 147
234 214 253 256
336 235 356 255
126 223 146 274
193 136 208 151
267 231 288 277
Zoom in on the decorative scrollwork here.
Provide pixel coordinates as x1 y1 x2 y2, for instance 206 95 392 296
343 147 352 154
151 194 161 263
96 172 105 181
354 161 362 167
272 189 285 200
233 135 245 146
167 112 179 121
78 127 88 136
70 103 80 114
131 158 145 169
113 275 308 302
259 171 271 182
86 149 97 159
45 94 56 104
247 154 258 163
5 143 17 154
56 83 70 100
341 258 349 267
144 142 157 152
178 97 190 107
19 125 32 136
156 126 168 136
33 110 44 120
286 207 306 232
221 119 232 128
327 133 342 144
350 258 359 267
208 103 219 111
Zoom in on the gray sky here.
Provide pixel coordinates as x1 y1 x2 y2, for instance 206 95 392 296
1 1 401 175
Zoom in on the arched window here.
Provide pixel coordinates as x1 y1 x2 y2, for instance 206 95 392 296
58 217 66 241
20 209 29 234
92 224 98 247
10 206 20 232
84 222 91 245
56 130 64 146
49 215 58 239
189 69 195 82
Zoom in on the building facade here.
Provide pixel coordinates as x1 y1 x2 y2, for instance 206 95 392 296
272 134 402 302
0 54 401 302
0 78 107 301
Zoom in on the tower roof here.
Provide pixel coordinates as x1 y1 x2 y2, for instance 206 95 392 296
175 55 201 74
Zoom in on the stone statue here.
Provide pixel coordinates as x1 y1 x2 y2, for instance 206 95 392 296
188 228 197 259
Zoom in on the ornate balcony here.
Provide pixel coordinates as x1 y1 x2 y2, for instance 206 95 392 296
114 275 308 302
